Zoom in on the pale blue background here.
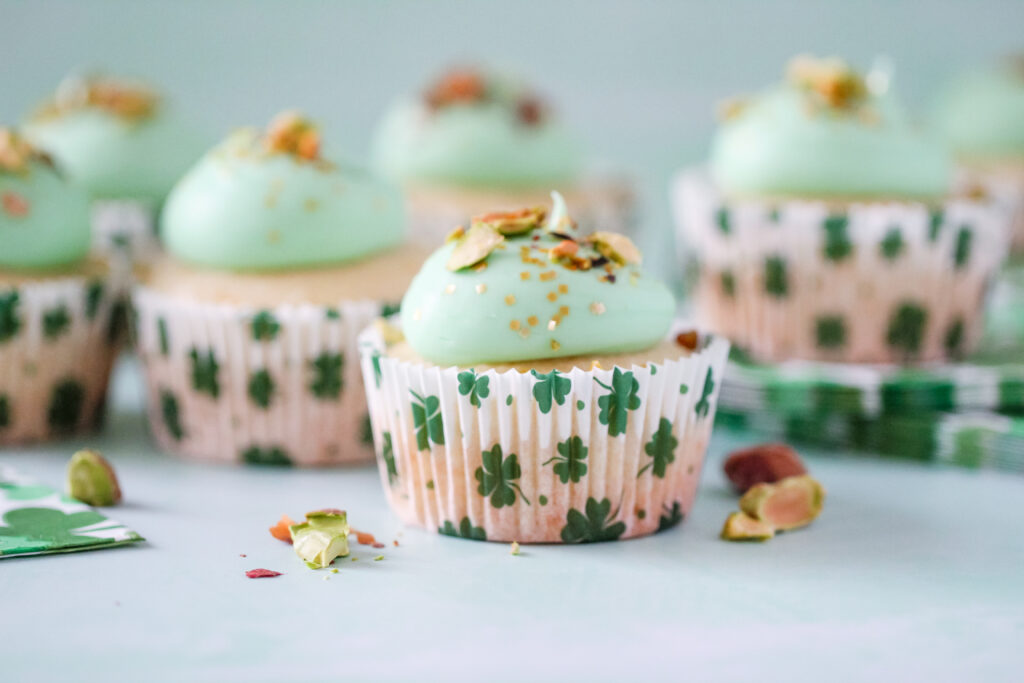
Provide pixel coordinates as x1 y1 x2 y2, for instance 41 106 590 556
3 0 1022 277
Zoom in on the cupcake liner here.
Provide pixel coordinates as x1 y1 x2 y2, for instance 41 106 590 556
404 179 636 248
955 163 1024 254
91 199 161 263
672 170 1010 364
0 265 127 444
358 323 730 543
133 286 396 466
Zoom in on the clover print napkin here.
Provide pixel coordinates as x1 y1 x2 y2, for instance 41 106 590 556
0 466 143 558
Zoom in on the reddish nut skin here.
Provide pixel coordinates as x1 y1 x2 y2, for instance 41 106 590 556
723 443 807 494
245 569 282 579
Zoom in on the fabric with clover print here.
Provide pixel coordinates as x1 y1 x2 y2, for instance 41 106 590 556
673 171 1008 364
0 466 143 558
132 287 384 465
357 322 731 543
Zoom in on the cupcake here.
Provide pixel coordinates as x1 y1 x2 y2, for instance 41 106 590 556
359 193 729 543
935 57 1024 255
0 127 126 444
672 55 1009 364
371 67 633 246
23 73 205 261
132 112 425 466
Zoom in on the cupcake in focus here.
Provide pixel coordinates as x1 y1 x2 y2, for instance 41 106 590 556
935 57 1024 255
24 73 205 261
371 67 634 246
0 127 126 444
133 111 425 466
672 55 1009 364
359 193 729 543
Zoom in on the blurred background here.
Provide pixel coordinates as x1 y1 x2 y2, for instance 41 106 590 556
2 0 1021 279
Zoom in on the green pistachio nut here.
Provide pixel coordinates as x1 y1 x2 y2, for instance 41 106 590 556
738 475 825 532
289 508 350 569
720 511 774 542
66 449 122 506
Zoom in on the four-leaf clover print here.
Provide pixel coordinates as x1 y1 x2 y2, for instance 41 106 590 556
380 431 398 485
457 370 490 407
189 348 220 398
595 368 640 436
439 517 486 541
310 352 344 399
560 497 625 543
474 444 529 508
0 291 21 343
543 435 588 484
695 367 715 418
638 418 677 478
410 390 445 450
531 369 571 414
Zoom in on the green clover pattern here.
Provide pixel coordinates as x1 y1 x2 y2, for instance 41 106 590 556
410 390 445 450
543 435 588 483
531 369 571 414
638 418 677 478
560 497 625 543
439 517 486 541
596 368 640 436
457 370 490 407
475 444 529 508
310 352 344 399
189 348 220 398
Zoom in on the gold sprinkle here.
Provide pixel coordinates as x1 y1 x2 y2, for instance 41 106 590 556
520 271 531 281
550 339 561 351
413 309 422 321
303 197 319 212
558 284 569 295
510 320 521 331
519 328 531 339
539 270 557 282
559 306 570 317
444 284 456 295
267 229 281 244
546 292 558 302
527 315 538 327
590 302 607 315
475 283 487 294
505 294 516 306
547 318 559 331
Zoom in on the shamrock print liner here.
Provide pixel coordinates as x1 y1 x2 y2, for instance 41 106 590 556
358 323 730 543
0 267 128 444
92 199 161 264
133 285 397 466
672 171 1009 364
0 465 143 558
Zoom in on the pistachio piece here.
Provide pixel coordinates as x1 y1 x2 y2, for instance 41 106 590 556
289 508 350 569
446 222 505 271
720 512 775 542
588 231 642 266
786 54 867 110
425 68 487 109
548 239 579 261
473 206 546 236
0 128 45 175
739 475 825 532
265 111 321 161
445 225 466 243
66 449 122 506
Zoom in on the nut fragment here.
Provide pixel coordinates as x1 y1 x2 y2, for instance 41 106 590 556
724 443 807 494
265 111 321 161
473 206 546 235
446 222 505 271
425 68 487 109
548 239 579 261
675 330 699 351
0 128 48 175
289 509 350 569
786 54 867 109
739 475 825 532
720 512 775 542
66 449 122 506
588 231 642 266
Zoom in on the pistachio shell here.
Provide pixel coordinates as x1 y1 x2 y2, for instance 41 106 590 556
589 231 642 266
446 223 505 271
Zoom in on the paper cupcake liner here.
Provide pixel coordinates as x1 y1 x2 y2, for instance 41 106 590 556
0 265 127 444
358 323 730 543
133 286 399 466
672 170 1010 364
982 261 1024 353
404 179 636 248
92 199 161 264
955 163 1024 254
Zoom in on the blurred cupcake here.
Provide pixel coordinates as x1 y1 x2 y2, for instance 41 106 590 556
672 55 1009 364
359 193 729 543
935 57 1024 255
371 67 633 246
0 127 126 444
24 73 205 262
132 111 425 466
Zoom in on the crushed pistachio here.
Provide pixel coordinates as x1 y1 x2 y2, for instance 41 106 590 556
66 449 122 507
33 75 159 121
265 111 322 161
374 555 384 561
446 223 505 271
589 232 642 266
445 226 466 243
548 239 579 261
786 54 868 110
510 541 521 556
0 128 51 175
473 206 546 235
425 68 487 109
675 330 699 350
289 509 350 569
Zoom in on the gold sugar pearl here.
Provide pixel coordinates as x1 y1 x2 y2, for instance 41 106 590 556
505 294 517 306
510 320 521 331
559 306 570 317
527 316 539 327
546 292 558 302
520 271 531 280
475 283 487 295
558 284 569 295
539 271 557 282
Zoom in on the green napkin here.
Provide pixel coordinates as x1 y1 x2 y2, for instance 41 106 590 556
0 466 143 558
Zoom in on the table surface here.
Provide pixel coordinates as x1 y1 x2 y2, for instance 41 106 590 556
3 358 1023 683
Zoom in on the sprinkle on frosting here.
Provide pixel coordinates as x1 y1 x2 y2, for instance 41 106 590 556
265 111 322 162
0 128 53 175
786 55 869 111
32 74 159 122
424 67 547 127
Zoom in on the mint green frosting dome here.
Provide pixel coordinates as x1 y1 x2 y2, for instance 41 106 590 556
710 59 951 199
401 195 675 366
371 71 582 188
24 99 204 204
0 131 90 268
161 124 405 271
934 64 1024 161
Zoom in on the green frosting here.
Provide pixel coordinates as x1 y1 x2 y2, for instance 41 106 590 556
162 126 405 270
24 108 204 204
401 193 675 366
0 135 90 269
371 73 581 188
934 63 1024 161
710 60 951 199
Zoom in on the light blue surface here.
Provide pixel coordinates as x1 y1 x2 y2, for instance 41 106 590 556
1 358 1022 682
